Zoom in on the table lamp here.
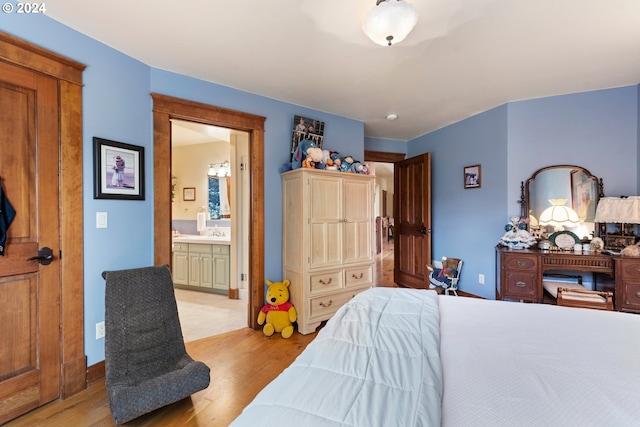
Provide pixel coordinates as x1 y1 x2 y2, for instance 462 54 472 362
594 196 640 249
538 198 579 231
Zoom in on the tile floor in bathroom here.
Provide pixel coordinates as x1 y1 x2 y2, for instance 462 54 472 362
174 288 248 342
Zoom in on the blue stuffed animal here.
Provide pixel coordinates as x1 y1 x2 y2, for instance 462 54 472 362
291 139 323 169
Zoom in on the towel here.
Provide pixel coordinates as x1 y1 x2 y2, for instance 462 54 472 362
196 212 206 232
0 179 16 256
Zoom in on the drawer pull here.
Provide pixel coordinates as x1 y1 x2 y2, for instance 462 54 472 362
635 292 640 298
515 281 526 288
352 273 364 279
516 261 526 267
319 300 333 308
319 278 332 285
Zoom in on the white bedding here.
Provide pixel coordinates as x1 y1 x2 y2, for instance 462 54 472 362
230 288 443 427
232 288 640 426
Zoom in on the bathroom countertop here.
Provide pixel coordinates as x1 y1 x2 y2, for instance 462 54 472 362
172 234 231 245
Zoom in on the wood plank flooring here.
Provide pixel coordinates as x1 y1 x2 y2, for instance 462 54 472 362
5 241 396 426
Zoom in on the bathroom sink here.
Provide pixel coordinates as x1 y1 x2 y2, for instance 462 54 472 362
172 234 230 244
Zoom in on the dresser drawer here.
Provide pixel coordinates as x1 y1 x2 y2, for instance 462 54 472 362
345 265 373 288
621 283 640 310
504 271 538 300
309 270 343 294
308 289 364 321
503 254 537 271
619 260 640 279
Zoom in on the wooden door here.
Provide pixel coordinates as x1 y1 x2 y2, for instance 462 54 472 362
0 61 62 422
394 154 431 288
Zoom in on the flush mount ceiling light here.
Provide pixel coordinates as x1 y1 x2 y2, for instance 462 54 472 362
386 113 398 120
363 0 418 47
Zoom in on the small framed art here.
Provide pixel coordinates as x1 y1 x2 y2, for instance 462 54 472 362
464 164 481 189
183 187 196 201
93 137 145 200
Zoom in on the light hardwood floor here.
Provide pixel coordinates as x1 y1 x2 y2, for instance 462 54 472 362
5 242 396 426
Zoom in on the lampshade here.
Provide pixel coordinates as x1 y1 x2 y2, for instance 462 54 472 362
362 0 418 47
594 196 640 224
538 198 579 229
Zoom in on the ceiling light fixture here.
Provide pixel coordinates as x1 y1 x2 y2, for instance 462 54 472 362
362 0 418 47
386 113 398 120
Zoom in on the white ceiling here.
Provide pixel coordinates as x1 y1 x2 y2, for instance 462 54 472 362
47 0 640 141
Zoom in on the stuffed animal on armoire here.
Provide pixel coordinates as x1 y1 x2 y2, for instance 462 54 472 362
291 139 323 170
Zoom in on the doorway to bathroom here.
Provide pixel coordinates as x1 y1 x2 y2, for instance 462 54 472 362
170 119 250 339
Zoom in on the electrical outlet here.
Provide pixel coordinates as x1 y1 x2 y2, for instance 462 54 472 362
479 274 485 284
96 321 105 339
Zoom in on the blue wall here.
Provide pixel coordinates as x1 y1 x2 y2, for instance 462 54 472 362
4 10 639 365
3 14 364 365
396 86 639 298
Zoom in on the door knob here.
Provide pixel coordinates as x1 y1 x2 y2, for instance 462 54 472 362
418 227 428 234
27 247 54 265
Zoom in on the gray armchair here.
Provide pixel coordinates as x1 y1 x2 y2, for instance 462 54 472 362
102 265 210 424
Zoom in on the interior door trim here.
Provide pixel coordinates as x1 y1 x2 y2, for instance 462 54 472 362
151 93 266 330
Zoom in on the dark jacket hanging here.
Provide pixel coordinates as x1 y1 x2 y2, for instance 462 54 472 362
0 178 16 256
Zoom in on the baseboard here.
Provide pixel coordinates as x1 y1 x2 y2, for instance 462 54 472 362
457 290 484 299
86 360 105 386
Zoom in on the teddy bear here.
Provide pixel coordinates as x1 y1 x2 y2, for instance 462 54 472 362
322 149 337 170
291 139 323 170
257 279 297 338
338 155 354 172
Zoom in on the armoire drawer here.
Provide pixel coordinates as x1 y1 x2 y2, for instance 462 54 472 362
308 288 365 321
345 265 373 288
309 270 343 294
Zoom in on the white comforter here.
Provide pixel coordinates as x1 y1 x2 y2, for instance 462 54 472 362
230 288 443 427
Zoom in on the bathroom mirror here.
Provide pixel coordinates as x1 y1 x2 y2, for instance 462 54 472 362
521 165 603 237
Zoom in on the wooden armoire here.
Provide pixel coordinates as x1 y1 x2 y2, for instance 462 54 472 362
282 168 375 334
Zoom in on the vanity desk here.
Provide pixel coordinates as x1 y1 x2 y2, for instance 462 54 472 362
496 246 640 313
500 164 640 313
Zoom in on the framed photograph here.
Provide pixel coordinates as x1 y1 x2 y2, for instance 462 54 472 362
93 137 145 200
290 114 326 161
570 169 596 222
464 164 481 189
183 187 196 201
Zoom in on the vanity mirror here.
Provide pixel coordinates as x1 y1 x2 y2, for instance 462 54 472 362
519 165 604 240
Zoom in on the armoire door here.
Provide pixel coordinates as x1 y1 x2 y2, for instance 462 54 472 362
394 153 432 288
0 60 62 423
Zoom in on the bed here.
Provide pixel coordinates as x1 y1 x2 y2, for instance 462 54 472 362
230 287 640 426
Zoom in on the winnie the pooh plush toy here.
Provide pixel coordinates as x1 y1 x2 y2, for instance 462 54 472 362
258 279 297 338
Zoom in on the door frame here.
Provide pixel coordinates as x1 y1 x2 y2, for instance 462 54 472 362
152 94 265 329
0 32 86 398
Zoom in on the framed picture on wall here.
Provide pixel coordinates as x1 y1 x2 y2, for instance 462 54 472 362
183 187 196 201
93 137 145 200
290 114 326 161
464 164 481 189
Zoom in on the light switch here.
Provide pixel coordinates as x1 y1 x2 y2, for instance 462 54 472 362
97 212 108 228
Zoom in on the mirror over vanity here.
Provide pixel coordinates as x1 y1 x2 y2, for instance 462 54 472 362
519 165 604 244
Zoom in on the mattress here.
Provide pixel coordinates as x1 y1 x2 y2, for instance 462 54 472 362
232 288 640 426
438 296 640 426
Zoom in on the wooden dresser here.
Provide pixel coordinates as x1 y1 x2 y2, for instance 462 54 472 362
496 246 640 313
282 169 375 334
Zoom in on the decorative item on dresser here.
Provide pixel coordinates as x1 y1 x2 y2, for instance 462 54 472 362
281 168 375 334
594 196 640 251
